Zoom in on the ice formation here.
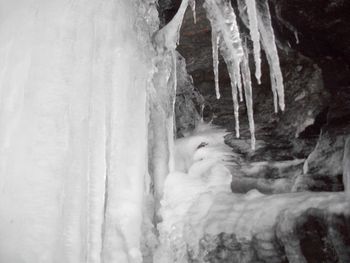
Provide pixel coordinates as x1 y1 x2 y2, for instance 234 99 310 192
189 0 197 24
0 0 286 262
155 124 349 263
254 0 285 112
204 0 284 146
244 0 262 83
150 0 192 206
154 123 234 262
239 39 256 148
211 30 221 99
204 0 244 138
154 0 189 51
0 0 158 262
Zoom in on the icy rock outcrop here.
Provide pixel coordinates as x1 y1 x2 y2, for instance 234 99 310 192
294 131 347 192
175 53 204 137
202 206 350 263
230 159 305 194
155 123 350 263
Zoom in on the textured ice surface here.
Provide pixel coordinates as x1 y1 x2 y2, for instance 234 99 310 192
0 0 158 262
156 124 349 262
155 123 233 262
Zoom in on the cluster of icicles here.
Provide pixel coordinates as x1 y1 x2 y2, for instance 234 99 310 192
156 0 285 149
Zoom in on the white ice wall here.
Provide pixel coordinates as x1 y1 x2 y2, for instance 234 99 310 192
0 0 158 262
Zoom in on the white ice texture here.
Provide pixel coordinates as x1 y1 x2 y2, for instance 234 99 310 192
0 0 158 262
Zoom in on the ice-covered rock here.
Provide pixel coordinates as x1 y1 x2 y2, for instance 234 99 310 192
155 122 350 263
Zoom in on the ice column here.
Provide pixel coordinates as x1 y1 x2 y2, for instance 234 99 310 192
149 51 177 209
0 0 158 262
151 0 190 206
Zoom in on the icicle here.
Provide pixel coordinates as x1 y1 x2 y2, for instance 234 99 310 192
227 62 240 138
189 0 197 24
203 0 244 68
203 0 245 137
256 0 285 111
211 29 220 99
270 68 279 113
294 31 300 44
274 2 300 45
237 65 244 102
244 0 262 84
200 104 205 122
241 39 256 149
343 137 350 199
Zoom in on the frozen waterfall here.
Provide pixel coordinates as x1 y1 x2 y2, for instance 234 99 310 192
0 0 158 262
2 0 347 263
0 0 285 262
